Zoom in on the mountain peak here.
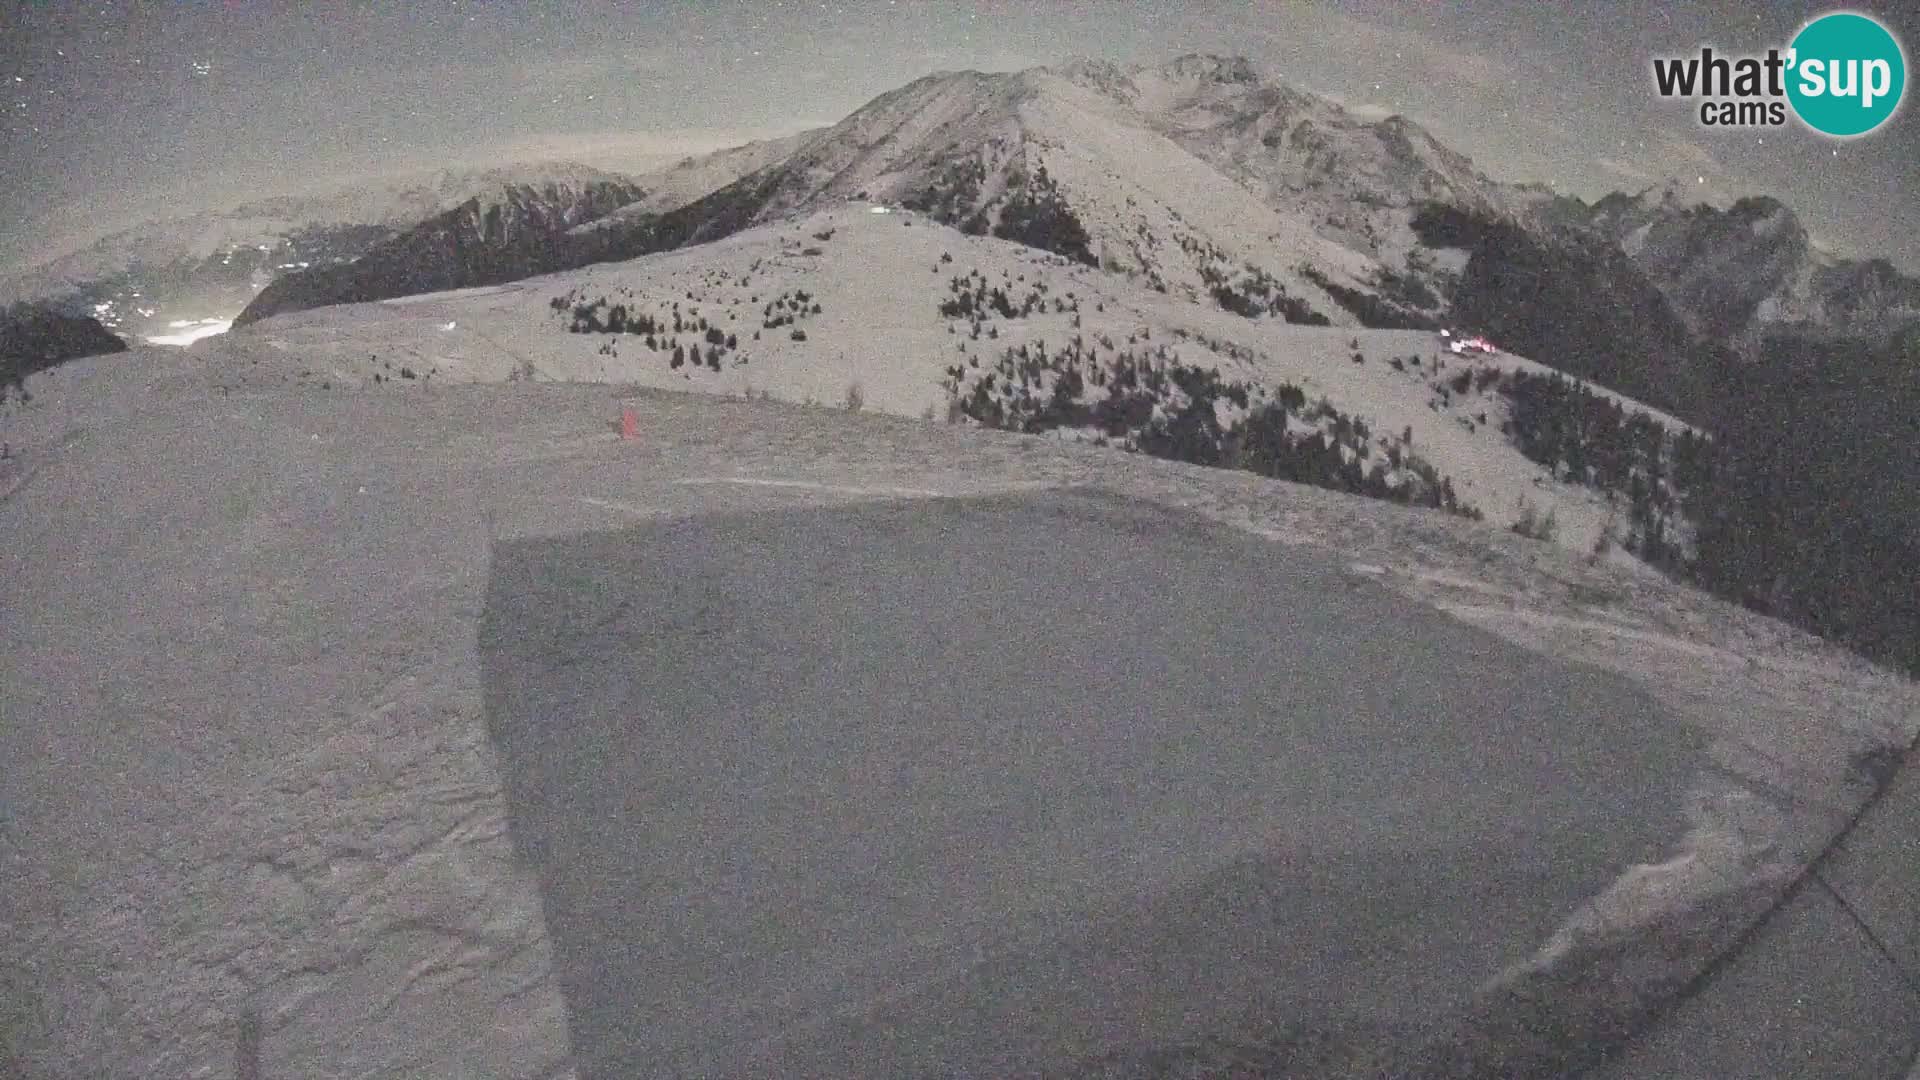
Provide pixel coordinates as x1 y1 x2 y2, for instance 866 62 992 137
1049 53 1269 107
1727 193 1791 221
1154 53 1260 84
1053 56 1129 82
1635 177 1715 211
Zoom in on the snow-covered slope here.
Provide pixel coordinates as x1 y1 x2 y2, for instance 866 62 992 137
579 129 832 227
257 55 1570 332
205 202 1691 561
1054 55 1531 271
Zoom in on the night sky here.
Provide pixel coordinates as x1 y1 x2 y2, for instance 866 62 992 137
3 0 1916 270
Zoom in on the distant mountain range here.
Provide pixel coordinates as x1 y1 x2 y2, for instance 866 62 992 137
210 55 1914 394
234 170 645 326
0 163 646 342
6 54 1913 383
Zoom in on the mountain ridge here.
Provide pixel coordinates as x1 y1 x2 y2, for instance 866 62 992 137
15 55 1916 358
240 54 1518 329
2 163 648 341
1570 183 1920 346
234 174 647 325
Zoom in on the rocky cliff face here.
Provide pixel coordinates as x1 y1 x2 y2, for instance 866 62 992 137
1576 183 1920 347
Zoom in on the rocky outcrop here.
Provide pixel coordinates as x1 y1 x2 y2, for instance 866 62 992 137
0 301 127 399
1576 184 1920 347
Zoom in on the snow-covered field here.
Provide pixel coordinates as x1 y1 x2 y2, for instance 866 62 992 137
3 343 1913 1077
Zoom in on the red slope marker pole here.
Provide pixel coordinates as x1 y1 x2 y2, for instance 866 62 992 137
620 406 638 441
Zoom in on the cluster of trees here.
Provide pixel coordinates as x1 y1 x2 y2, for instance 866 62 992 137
1299 266 1437 330
549 292 739 373
559 297 669 337
940 280 1027 321
1219 402 1478 517
975 165 1098 267
760 288 820 329
1405 199 1920 674
1684 331 1920 674
943 337 1246 437
1410 201 1733 420
942 336 1479 519
900 156 1097 266
1199 260 1330 325
1494 369 1707 566
936 268 1073 323
545 283 827 373
1373 266 1440 311
1484 334 1920 676
1498 370 1712 496
669 341 726 371
900 155 988 223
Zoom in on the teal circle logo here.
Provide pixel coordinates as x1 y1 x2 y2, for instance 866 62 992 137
1786 11 1906 137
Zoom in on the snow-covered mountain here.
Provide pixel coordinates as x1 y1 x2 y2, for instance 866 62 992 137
201 200 1698 563
27 51 1915 669
1573 182 1920 347
1051 55 1536 260
142 54 1915 432
578 128 832 227
254 53 1860 392
1 163 645 342
234 170 645 326
247 55 1571 333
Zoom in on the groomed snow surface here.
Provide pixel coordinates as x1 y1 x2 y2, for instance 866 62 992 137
2 343 1915 1076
